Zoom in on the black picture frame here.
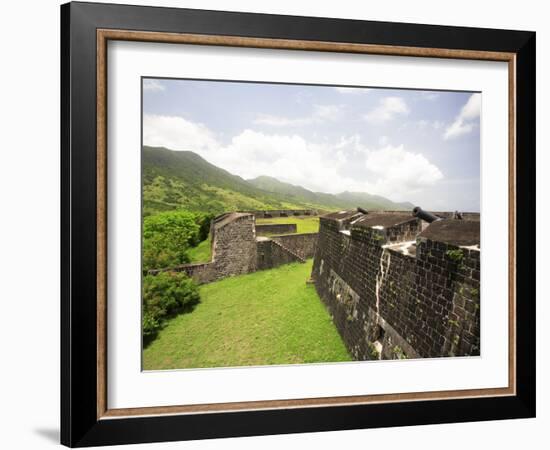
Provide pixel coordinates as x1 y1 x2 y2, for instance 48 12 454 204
61 1 535 447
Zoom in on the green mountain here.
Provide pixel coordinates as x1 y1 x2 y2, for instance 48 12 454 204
143 147 328 215
143 146 411 216
246 175 349 210
247 176 411 212
335 191 414 211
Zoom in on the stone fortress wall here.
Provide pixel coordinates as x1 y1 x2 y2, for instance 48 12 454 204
150 205 481 361
150 212 318 283
271 233 318 261
256 223 297 236
311 209 480 360
242 209 319 219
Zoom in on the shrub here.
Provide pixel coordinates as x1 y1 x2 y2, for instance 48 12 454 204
445 249 464 263
142 271 200 338
392 345 407 360
195 213 214 242
142 236 183 272
143 210 201 271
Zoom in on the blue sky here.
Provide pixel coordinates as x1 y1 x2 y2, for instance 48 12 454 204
143 78 480 211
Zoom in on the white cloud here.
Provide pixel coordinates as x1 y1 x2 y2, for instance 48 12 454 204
143 114 443 200
443 93 481 140
334 87 371 94
363 96 410 123
143 115 218 152
443 120 474 140
460 93 482 121
143 79 166 92
364 145 443 198
215 130 342 192
253 104 342 127
313 104 342 121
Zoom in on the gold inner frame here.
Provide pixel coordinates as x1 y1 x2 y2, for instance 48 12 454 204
96 29 517 420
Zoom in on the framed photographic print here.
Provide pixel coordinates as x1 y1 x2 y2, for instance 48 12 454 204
61 1 536 447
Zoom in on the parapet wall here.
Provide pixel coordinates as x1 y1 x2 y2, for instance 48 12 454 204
256 223 297 236
243 209 318 218
153 211 318 283
312 210 480 360
272 233 317 260
169 261 217 284
256 239 302 270
369 210 480 221
211 213 258 278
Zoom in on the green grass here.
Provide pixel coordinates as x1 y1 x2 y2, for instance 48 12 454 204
255 216 320 234
143 260 351 369
187 236 212 263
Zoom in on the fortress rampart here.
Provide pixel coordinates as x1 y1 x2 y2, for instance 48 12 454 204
151 212 318 283
241 209 318 219
149 205 480 360
256 223 297 235
311 209 480 360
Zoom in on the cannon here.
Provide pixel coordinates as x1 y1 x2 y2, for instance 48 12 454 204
412 206 442 223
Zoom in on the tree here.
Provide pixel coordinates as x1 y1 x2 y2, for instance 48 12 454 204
142 210 200 271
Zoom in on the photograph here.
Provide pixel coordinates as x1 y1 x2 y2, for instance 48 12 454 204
141 78 481 370
55 1 536 446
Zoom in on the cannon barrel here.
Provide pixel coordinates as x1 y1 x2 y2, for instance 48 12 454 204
412 206 441 223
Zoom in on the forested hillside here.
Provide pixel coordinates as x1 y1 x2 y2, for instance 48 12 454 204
143 146 411 216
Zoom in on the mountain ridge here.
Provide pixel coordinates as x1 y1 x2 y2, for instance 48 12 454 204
142 146 411 215
247 175 411 212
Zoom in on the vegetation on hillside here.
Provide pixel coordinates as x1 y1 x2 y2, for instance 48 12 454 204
187 236 212 263
248 175 413 211
142 260 352 369
142 271 200 340
142 210 211 271
143 146 323 216
142 146 413 271
143 146 412 216
247 175 346 210
336 191 414 211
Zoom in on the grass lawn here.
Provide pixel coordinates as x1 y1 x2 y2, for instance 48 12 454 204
143 260 351 370
255 216 319 234
187 236 212 263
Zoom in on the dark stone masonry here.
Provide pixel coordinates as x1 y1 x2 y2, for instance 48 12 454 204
272 233 317 260
256 237 303 270
256 223 297 236
151 206 480 361
151 212 318 283
311 209 480 360
242 209 318 219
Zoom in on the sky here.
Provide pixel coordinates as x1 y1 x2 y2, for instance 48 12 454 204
142 78 481 212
